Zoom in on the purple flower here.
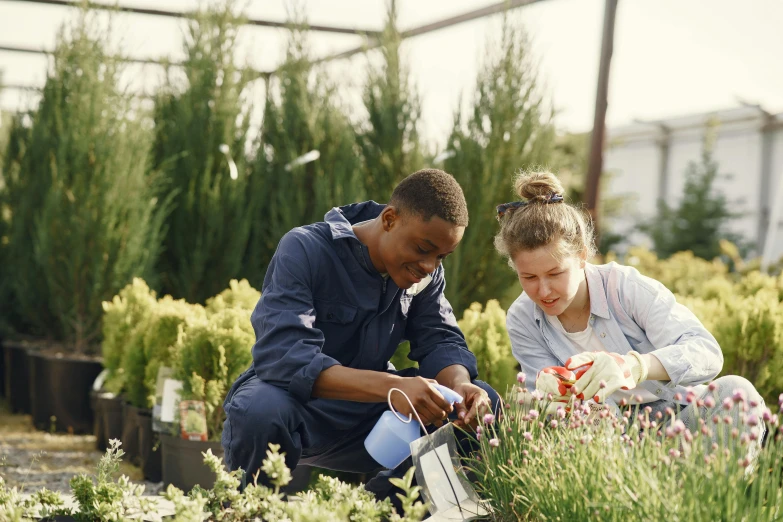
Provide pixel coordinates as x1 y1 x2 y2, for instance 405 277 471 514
732 389 746 403
557 407 566 419
704 396 716 408
709 382 718 392
722 398 733 411
517 372 527 384
523 432 533 441
763 409 773 422
746 414 760 427
531 390 544 401
483 413 496 425
672 420 686 435
529 410 540 419
489 438 500 448
550 420 558 429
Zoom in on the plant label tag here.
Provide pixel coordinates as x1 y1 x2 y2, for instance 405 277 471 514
160 378 183 423
179 400 208 441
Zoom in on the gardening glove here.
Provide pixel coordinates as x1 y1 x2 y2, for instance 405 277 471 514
566 351 649 404
535 366 576 403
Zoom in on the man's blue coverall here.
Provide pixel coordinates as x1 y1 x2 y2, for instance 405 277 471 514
222 201 500 504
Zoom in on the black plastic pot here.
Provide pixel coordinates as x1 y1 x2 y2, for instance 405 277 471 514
3 341 32 414
161 434 224 492
0 337 5 399
121 404 147 466
92 392 124 451
28 351 103 433
138 410 162 482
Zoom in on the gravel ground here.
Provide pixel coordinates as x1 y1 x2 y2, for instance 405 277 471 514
0 403 165 496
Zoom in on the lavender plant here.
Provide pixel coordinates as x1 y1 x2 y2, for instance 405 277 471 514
470 373 783 521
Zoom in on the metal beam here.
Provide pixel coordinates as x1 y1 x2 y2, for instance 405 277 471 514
308 0 545 67
5 0 381 37
0 43 273 77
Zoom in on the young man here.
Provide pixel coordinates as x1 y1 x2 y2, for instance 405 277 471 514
222 169 500 507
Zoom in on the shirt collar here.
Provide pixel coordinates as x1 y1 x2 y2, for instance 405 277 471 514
325 200 386 241
532 262 611 324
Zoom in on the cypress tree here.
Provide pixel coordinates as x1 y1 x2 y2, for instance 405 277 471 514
243 27 363 285
443 17 555 314
356 1 423 198
151 1 255 303
2 11 167 353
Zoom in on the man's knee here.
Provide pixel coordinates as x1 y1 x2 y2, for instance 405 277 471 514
222 378 303 472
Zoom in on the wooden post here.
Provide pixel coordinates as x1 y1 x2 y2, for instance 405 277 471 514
585 0 619 243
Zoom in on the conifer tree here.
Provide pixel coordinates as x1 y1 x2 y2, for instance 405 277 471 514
641 131 740 260
151 1 255 303
443 17 555 314
356 0 423 199
2 11 166 352
243 28 362 284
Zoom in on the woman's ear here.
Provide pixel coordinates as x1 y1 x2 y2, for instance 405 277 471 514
579 248 588 268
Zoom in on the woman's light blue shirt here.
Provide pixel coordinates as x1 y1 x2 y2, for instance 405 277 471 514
507 262 723 405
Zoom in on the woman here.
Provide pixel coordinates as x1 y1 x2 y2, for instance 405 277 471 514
495 170 765 443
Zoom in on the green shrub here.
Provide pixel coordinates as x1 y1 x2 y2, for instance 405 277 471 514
2 11 167 353
712 290 783 404
458 300 518 395
173 307 254 439
205 278 260 314
100 279 158 394
624 247 731 299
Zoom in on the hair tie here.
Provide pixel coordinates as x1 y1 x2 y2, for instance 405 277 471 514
496 193 563 220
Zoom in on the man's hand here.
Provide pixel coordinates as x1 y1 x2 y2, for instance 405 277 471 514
390 376 454 427
566 351 648 403
451 382 493 430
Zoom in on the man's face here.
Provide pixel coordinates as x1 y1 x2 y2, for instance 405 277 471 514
378 208 465 290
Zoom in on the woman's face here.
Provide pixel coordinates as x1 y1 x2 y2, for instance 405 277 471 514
511 242 586 316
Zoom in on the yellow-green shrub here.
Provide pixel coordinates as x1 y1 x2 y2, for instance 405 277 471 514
458 300 518 396
205 278 260 314
624 247 730 298
172 307 255 439
100 278 157 394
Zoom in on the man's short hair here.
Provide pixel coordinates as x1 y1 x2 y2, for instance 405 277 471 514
389 169 469 227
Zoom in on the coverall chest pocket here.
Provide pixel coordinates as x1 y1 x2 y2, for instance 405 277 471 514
313 299 359 358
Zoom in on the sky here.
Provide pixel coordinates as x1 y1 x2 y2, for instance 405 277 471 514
1 0 782 148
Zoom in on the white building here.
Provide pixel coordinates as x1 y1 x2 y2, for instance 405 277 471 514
603 106 783 265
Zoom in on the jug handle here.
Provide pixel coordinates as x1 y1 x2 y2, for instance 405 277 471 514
388 388 428 434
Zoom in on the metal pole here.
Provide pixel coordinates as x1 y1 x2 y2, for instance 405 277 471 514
585 0 619 243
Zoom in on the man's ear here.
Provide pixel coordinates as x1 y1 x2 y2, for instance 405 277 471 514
381 206 400 232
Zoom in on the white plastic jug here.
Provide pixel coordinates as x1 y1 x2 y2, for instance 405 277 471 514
364 384 463 469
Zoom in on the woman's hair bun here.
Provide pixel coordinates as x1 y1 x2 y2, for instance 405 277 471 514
514 171 565 201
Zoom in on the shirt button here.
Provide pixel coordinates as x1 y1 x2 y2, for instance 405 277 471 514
656 388 662 394
600 332 606 338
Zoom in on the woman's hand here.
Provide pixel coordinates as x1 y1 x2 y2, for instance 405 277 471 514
566 351 649 403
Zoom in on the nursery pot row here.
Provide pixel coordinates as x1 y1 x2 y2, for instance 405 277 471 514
3 340 101 434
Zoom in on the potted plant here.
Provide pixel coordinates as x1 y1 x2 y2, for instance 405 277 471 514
1 8 168 434
161 281 256 492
